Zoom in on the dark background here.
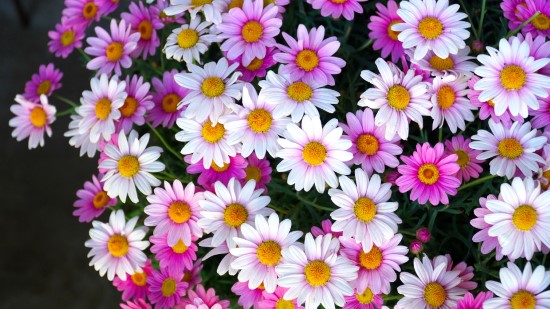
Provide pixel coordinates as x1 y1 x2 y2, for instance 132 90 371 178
0 0 119 307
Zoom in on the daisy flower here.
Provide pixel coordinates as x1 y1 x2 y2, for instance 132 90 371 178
150 234 198 275
343 288 386 309
259 69 340 122
515 33 550 76
155 0 186 25
311 219 342 238
396 142 461 206
163 17 219 64
121 299 152 309
121 1 164 60
230 213 303 293
148 69 189 129
113 259 153 301
467 76 521 124
9 94 56 149
147 267 188 309
185 153 247 191
62 0 100 28
182 285 230 309
359 58 431 141
474 37 550 118
397 255 467 309
276 233 359 309
23 63 63 102
95 0 120 15
484 262 550 309
65 114 100 157
163 0 228 24
340 109 402 175
275 24 346 86
174 57 243 124
198 178 273 248
116 75 154 134
258 287 304 309
85 19 140 76
392 0 471 60
76 73 126 143
454 292 493 309
484 177 550 260
182 260 203 289
470 194 506 261
340 234 409 295
73 174 117 223
144 180 203 246
430 74 476 133
531 96 550 131
433 255 477 291
276 116 352 193
408 47 477 77
243 153 272 191
48 18 86 58
307 0 367 20
85 210 149 281
444 136 483 183
368 0 405 63
329 169 401 252
218 0 281 67
99 130 165 203
199 237 238 276
228 46 278 82
223 84 291 159
501 0 527 31
230 282 266 309
470 120 546 179
517 0 550 38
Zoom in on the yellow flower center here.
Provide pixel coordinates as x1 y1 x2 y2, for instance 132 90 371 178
242 21 263 43
171 239 188 254
437 85 456 109
95 98 112 120
61 30 76 47
118 155 140 178
83 2 98 19
106 42 124 62
223 203 248 227
500 65 526 91
356 288 375 304
107 234 129 257
331 0 348 3
275 299 295 309
245 166 262 182
512 205 538 231
424 282 447 308
542 170 550 190
532 13 550 30
138 20 153 40
192 0 212 6
387 20 402 41
168 201 191 224
119 97 138 117
417 163 440 185
359 246 383 270
131 271 147 287
245 58 264 71
93 191 110 209
37 80 52 95
302 142 327 166
228 0 244 10
356 134 379 156
201 120 226 143
287 81 313 102
510 290 536 309
304 260 331 287
296 49 319 72
177 29 199 49
247 108 272 133
161 93 180 113
497 138 523 159
429 55 455 71
161 278 177 297
418 17 444 39
354 197 377 223
454 150 470 168
201 77 225 98
387 85 410 110
264 0 276 6
182 271 192 283
29 107 47 127
487 99 495 107
210 161 229 172
256 240 282 266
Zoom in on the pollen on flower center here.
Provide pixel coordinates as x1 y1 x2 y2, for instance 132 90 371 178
256 240 282 266
304 260 331 287
387 85 410 110
201 120 226 143
417 163 440 185
211 161 230 172
287 81 313 102
510 290 536 309
245 58 264 71
418 17 444 39
95 98 112 120
387 20 402 41
512 205 538 231
192 0 212 6
359 246 383 270
168 201 191 224
61 30 76 47
487 99 495 107
37 80 52 95
454 150 470 168
429 55 455 71
356 288 374 304
131 271 147 286
247 108 273 133
228 0 244 10
120 97 138 117
107 234 129 257
245 166 261 182
532 13 550 30
437 85 456 109
118 155 140 178
356 134 379 156
424 282 447 308
500 65 527 91
331 0 348 4
138 20 153 40
354 197 377 223
498 138 523 159
177 29 199 49
242 21 263 43
296 49 319 72
29 107 47 127
161 278 177 297
302 141 327 166
201 77 226 98
93 191 110 209
171 239 188 254
224 203 248 227
275 299 295 309
83 2 98 19
106 42 124 62
162 93 181 113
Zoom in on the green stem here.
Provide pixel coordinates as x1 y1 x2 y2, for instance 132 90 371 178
155 171 178 181
76 48 91 62
438 127 443 142
458 174 497 191
296 192 335 212
478 0 487 40
146 122 182 160
56 107 75 117
54 94 78 108
506 11 540 39
356 39 374 52
457 0 479 40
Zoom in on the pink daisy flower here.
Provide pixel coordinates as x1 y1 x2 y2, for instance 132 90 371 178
185 153 247 191
531 96 550 131
144 180 203 247
243 153 272 192
147 267 188 309
150 234 198 275
228 46 278 82
48 18 86 58
113 259 153 301
23 63 63 103
513 33 550 76
231 282 266 309
62 0 101 28
258 287 304 309
340 109 402 175
501 0 528 31
155 0 186 25
85 19 140 76
467 76 521 125
148 69 189 128
117 75 154 134
306 0 366 20
470 194 506 261
275 24 346 86
95 0 120 16
9 94 56 149
343 288 385 309
454 291 494 309
368 0 405 63
310 219 342 238
179 285 230 309
121 299 152 309
121 2 164 60
517 0 550 38
73 174 117 223
182 260 203 289
433 255 477 291
444 136 483 183
430 74 476 133
396 142 461 206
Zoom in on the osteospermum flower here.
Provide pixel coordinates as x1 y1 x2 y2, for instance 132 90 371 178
258 287 304 309
65 114 100 157
99 130 165 203
243 153 272 191
470 120 546 179
121 1 163 60
148 69 189 128
311 219 342 238
230 213 303 293
62 0 101 27
275 24 345 86
164 0 228 24
147 267 188 309
181 260 203 290
85 210 149 281
228 46 278 82
73 174 117 223
48 18 86 58
454 292 493 309
113 259 153 301
230 281 266 309
409 47 477 77
343 288 386 309
397 255 467 309
433 255 477 291
9 94 56 149
121 299 151 309
175 58 243 123
430 74 475 133
484 177 550 260
474 37 550 118
517 0 550 38
185 154 247 191
359 58 431 140
444 136 483 183
85 19 140 76
183 284 230 309
163 17 219 64
329 169 401 252
368 0 405 63
155 0 186 24
150 234 198 275
515 33 550 76
23 63 63 102
470 194 506 261
501 0 527 31
306 0 366 20
392 0 470 60
116 75 154 134
484 262 550 309
467 76 521 124
276 233 359 309
144 180 203 247
396 142 461 206
531 96 550 131
276 116 352 193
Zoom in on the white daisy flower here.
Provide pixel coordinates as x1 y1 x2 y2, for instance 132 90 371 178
199 236 238 276
85 210 149 281
65 114 100 158
99 130 165 203
276 115 353 193
163 17 219 64
230 213 303 293
164 0 228 24
9 94 56 150
408 46 477 77
430 74 476 133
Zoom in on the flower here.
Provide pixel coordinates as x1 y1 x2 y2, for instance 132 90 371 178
228 46 278 82
311 219 342 238
454 291 494 309
470 194 506 261
73 174 117 223
117 75 154 134
144 180 203 247
530 96 550 131
62 0 101 28
85 19 140 76
185 154 247 191
276 115 352 193
416 227 431 243
65 114 100 157
181 285 230 309
444 135 483 183
147 267 188 309
409 240 424 254
243 153 272 191
99 130 165 203
470 120 546 179
199 237 238 276
121 1 164 60
148 69 189 128
274 24 345 86
467 76 521 125
329 169 401 252
163 17 219 64
150 233 198 275
515 32 550 76
164 0 228 24
359 58 431 140
430 74 476 133
484 262 550 309
396 142 461 206
48 18 86 58
84 210 149 281
121 299 152 309
433 255 477 291
276 233 359 309
392 0 470 60
9 94 56 149
23 63 63 102
409 47 477 77
258 287 305 309
501 0 527 31
517 0 550 38
343 288 386 309
474 37 550 118
230 282 266 309
95 0 120 15
113 259 153 301
155 0 186 24
368 0 405 64
306 0 366 20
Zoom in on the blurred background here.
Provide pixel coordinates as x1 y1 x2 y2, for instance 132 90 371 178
0 0 119 307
